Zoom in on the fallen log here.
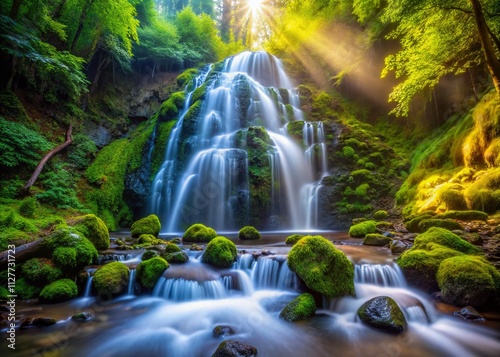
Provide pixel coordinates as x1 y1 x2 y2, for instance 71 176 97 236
0 238 45 270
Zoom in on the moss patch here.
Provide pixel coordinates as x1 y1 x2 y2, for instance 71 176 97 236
131 214 161 238
434 210 488 221
287 235 354 298
136 256 169 289
279 293 316 322
21 258 63 286
39 279 78 303
72 214 110 250
373 210 389 220
202 236 238 268
363 234 392 246
238 226 261 240
93 262 129 297
285 234 305 245
412 227 480 254
348 220 377 238
183 223 217 242
418 219 463 232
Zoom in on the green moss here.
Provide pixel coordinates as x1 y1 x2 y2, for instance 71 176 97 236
376 221 394 229
137 234 156 244
93 262 129 297
413 227 480 254
435 210 489 221
73 214 110 250
164 251 189 264
176 68 198 88
238 226 261 240
363 234 392 246
39 279 78 303
22 258 63 286
136 257 169 289
52 247 77 270
285 234 304 245
15 277 42 299
405 214 433 233
286 121 305 146
202 236 238 268
18 197 37 218
343 146 355 159
348 220 377 238
158 92 186 120
183 223 217 242
287 235 354 298
418 219 463 232
437 255 500 307
357 296 407 334
0 227 32 251
373 210 389 220
464 168 500 213
142 250 159 261
279 293 316 322
131 214 161 238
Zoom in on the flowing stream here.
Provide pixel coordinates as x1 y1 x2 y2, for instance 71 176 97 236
7 237 500 357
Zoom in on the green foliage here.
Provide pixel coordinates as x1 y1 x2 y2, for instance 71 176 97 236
412 227 480 255
158 92 186 120
418 219 463 233
183 223 217 242
0 227 31 251
67 134 97 170
348 220 377 238
238 226 261 240
363 234 392 246
21 258 63 286
0 117 51 170
52 246 77 270
136 257 169 289
44 228 98 270
202 236 238 268
15 277 42 299
73 214 110 250
142 250 159 261
177 68 198 88
285 234 305 246
342 146 355 159
137 234 155 244
37 163 83 209
131 214 161 238
435 210 489 221
464 168 500 213
39 279 78 303
279 293 316 322
288 235 355 298
93 262 129 297
373 210 388 220
18 197 37 219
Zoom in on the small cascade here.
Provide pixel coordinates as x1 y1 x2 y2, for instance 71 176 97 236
153 277 227 301
237 255 297 290
83 276 94 298
127 269 136 296
97 254 133 265
354 263 406 287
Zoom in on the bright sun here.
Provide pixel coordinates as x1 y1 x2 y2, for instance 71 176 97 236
248 0 264 11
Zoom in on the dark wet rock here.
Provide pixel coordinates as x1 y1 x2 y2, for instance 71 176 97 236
357 296 407 334
21 317 57 329
213 325 235 338
72 312 93 321
171 238 182 244
142 250 160 261
261 250 274 256
390 240 408 254
454 306 485 321
212 340 257 357
190 244 204 251
402 233 418 242
483 234 500 268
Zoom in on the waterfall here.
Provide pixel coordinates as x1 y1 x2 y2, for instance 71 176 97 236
97 254 133 265
83 275 94 298
127 269 136 296
153 278 227 301
354 263 407 287
149 51 329 232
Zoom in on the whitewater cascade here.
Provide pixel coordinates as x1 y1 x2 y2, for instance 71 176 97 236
149 51 328 232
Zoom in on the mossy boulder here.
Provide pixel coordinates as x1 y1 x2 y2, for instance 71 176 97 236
357 296 407 334
412 227 481 254
137 234 156 244
348 220 377 238
285 234 304 245
363 234 392 246
162 243 189 263
183 223 217 242
136 257 169 289
238 226 261 240
73 214 110 250
437 256 500 307
279 293 316 322
418 219 463 232
16 277 42 299
131 214 161 238
435 210 488 221
405 214 433 233
21 258 63 286
141 250 159 261
373 210 389 220
93 262 129 297
39 279 78 303
287 235 355 298
202 236 238 268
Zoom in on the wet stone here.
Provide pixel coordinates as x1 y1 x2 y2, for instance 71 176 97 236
212 340 257 357
213 325 235 338
454 306 485 321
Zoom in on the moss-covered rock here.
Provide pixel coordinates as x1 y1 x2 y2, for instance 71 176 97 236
183 223 217 242
279 293 316 322
238 226 261 240
285 234 304 245
52 247 77 270
131 214 161 238
39 279 78 303
418 218 463 232
363 234 392 246
373 210 389 220
435 210 489 221
163 243 189 264
93 262 129 297
405 214 433 233
73 214 110 250
437 256 500 307
202 236 238 268
15 277 42 299
137 234 156 244
136 257 169 290
141 250 159 261
348 220 377 238
287 235 354 298
21 258 63 286
357 296 407 334
412 227 481 254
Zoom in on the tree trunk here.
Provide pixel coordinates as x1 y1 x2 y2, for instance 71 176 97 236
70 0 96 53
23 125 73 192
469 0 500 93
9 0 24 19
0 239 45 270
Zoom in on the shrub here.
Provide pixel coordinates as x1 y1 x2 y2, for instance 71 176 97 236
287 235 354 298
279 293 316 322
285 234 304 245
22 258 63 286
93 262 129 297
183 223 217 242
238 226 261 240
136 257 169 289
373 210 389 220
348 220 377 238
39 279 78 303
202 236 238 268
67 134 97 169
131 214 161 238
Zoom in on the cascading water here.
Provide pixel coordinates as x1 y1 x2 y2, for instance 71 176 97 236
149 51 329 232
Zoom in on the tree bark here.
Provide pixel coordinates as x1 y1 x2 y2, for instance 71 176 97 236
9 0 24 19
23 125 73 192
469 0 500 93
70 0 96 53
0 239 45 270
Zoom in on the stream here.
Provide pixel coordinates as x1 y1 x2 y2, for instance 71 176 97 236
3 232 500 357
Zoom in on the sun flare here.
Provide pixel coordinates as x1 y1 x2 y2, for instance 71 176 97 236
248 0 264 11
